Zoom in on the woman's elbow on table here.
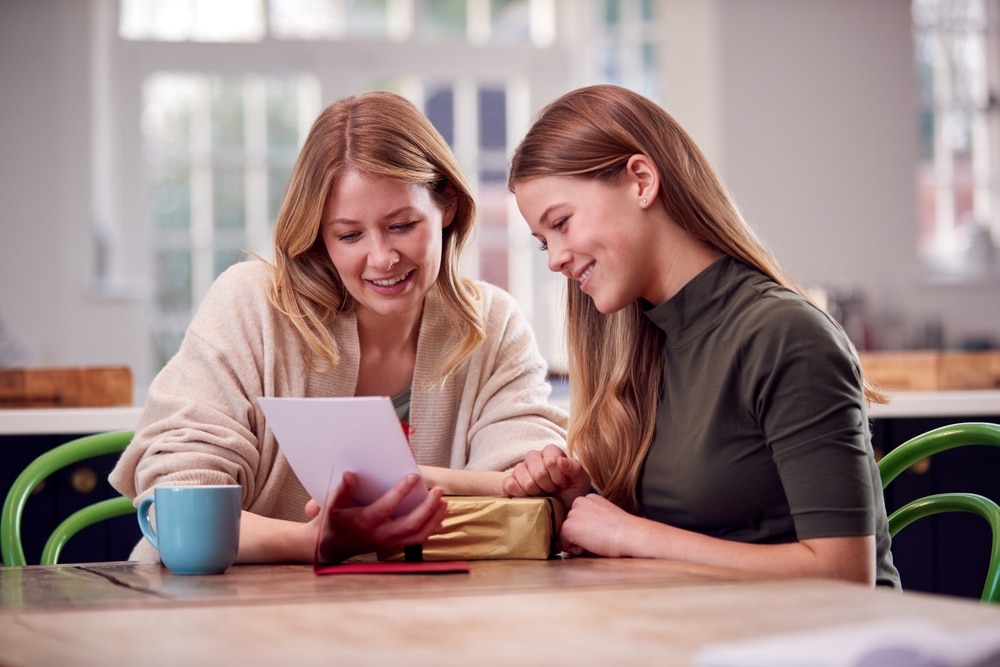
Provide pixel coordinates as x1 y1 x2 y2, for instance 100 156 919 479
801 535 877 587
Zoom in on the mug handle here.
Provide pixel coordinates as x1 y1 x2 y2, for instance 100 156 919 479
137 496 159 549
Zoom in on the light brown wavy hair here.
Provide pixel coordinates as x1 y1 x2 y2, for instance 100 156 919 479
267 91 484 383
508 84 885 513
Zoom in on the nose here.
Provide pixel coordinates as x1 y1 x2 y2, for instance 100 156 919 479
368 234 399 272
546 238 571 275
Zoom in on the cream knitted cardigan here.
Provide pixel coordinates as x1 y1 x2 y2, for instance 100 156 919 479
109 260 568 538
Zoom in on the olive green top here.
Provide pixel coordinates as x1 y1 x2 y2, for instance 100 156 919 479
640 256 899 588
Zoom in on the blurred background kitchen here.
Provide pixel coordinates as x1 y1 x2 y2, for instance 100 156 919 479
1 0 998 403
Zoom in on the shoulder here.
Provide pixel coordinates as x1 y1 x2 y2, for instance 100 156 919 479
734 284 860 388
729 267 843 345
475 280 521 314
187 259 280 341
210 259 271 294
720 268 855 366
753 293 844 347
198 259 273 312
472 281 534 342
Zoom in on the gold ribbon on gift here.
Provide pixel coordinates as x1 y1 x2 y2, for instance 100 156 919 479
378 496 566 562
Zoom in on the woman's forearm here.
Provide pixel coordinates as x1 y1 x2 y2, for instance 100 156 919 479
418 466 506 496
562 496 876 585
235 510 316 563
631 521 874 583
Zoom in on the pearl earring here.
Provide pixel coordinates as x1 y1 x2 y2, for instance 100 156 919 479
641 197 648 205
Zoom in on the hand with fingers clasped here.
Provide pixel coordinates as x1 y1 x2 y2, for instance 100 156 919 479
306 470 449 564
559 493 648 558
501 444 593 512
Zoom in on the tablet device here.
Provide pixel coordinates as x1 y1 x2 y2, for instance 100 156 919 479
257 396 427 517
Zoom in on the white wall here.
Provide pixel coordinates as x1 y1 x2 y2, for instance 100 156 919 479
1 0 998 401
0 0 148 397
661 0 999 349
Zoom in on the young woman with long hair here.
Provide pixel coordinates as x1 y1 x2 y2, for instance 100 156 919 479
503 84 898 587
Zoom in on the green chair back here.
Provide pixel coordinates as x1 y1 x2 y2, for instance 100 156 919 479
1 430 135 566
877 421 1000 603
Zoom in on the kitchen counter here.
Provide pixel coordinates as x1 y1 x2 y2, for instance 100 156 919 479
872 390 1000 418
0 406 143 435
0 391 997 437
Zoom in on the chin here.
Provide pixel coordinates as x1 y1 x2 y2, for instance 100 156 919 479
591 299 618 315
590 293 630 315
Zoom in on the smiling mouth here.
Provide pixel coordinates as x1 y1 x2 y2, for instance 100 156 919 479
578 264 594 284
370 270 412 287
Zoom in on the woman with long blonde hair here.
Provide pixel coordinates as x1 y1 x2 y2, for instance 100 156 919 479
503 85 898 588
112 91 567 565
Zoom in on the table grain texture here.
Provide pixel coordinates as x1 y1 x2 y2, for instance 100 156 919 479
2 558 999 666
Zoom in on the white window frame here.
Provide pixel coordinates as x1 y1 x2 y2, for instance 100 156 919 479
93 0 660 384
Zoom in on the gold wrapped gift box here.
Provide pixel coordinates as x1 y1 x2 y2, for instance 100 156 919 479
379 496 566 562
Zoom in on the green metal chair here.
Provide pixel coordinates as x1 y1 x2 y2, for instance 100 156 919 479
877 421 1000 603
1 430 136 566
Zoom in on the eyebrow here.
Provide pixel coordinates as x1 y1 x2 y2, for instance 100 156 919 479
538 204 562 224
536 204 562 227
326 206 422 227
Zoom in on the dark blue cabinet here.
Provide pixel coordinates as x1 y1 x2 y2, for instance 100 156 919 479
1 434 140 564
873 415 1000 600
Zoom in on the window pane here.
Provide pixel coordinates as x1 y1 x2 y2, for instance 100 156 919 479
912 0 996 280
152 327 185 369
214 247 246 275
479 87 506 183
154 249 192 311
143 74 200 157
595 0 658 97
603 0 621 26
426 87 455 146
479 88 505 150
214 166 246 231
345 0 390 37
120 0 265 42
269 166 293 223
269 0 339 39
642 42 657 93
266 81 304 153
150 166 192 230
211 79 246 155
600 42 619 82
478 181 509 289
491 0 531 43
415 0 466 40
640 0 653 21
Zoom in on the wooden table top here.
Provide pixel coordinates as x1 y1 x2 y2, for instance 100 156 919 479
2 558 999 666
0 556 762 611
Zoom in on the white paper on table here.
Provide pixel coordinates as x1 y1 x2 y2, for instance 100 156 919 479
257 396 427 517
693 620 1000 667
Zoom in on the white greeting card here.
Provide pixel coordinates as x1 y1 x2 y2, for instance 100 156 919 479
257 396 427 517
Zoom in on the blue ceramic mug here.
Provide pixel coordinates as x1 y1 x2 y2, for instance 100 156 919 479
137 485 241 575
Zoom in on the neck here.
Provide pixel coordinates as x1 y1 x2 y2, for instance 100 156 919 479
356 307 422 354
646 219 723 306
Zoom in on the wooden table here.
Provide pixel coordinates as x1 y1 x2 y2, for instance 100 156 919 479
2 558 999 666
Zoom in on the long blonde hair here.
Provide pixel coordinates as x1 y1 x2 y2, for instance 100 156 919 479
268 91 484 382
508 84 884 513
